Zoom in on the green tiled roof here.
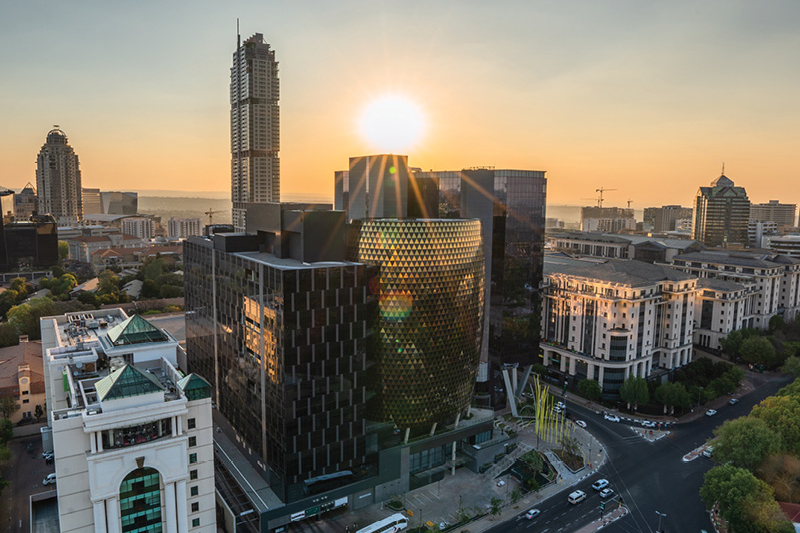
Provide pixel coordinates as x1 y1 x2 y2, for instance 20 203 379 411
177 373 211 401
96 364 165 401
106 314 169 346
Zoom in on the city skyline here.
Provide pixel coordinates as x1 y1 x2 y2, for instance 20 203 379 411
1 1 800 208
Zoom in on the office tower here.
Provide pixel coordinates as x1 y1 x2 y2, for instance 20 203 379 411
580 206 635 233
0 190 13 223
185 203 375 503
36 126 83 225
39 309 216 533
168 217 202 239
100 191 138 215
692 172 750 247
231 33 280 231
15 182 38 220
82 187 102 215
643 205 693 233
750 200 797 227
348 218 484 430
0 214 58 271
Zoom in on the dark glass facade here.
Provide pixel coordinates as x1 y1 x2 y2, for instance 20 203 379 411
0 215 58 271
119 468 162 533
349 219 485 429
184 238 376 502
693 174 750 247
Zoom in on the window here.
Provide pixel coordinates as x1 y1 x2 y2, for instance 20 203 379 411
191 502 199 513
190 485 199 496
189 453 197 464
192 518 200 528
188 418 196 430
190 470 198 480
22 399 29 404
189 436 197 447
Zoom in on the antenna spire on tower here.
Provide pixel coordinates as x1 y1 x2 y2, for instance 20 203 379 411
721 162 725 175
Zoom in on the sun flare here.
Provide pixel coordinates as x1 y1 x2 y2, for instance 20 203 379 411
359 95 425 153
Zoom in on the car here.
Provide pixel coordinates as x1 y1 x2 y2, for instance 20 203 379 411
729 398 739 405
43 451 54 460
556 401 566 409
604 414 620 423
553 406 563 413
439 521 451 530
525 509 541 520
42 473 56 486
706 409 717 416
599 488 614 499
575 420 587 428
642 420 656 428
703 446 714 458
496 479 506 487
592 479 610 491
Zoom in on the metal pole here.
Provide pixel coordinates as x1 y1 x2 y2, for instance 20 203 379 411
656 511 666 532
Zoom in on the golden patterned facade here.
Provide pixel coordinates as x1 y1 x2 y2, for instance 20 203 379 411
350 219 485 429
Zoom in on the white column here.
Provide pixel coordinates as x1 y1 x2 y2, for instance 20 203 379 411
624 366 630 379
560 354 567 372
568 357 577 375
90 433 97 454
172 417 177 437
598 366 605 390
587 363 595 381
542 350 549 367
165 482 178 533
106 496 120 533
177 416 183 436
98 432 103 452
176 480 189 533
93 500 107 533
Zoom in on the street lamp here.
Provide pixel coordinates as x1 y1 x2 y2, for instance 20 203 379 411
655 510 666 532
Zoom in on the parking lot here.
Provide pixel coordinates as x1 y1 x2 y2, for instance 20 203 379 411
1 431 54 533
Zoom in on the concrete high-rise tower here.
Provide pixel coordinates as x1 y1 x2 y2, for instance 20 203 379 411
231 32 280 232
36 126 83 225
693 171 750 247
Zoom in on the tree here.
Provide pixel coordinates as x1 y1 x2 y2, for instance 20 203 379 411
0 397 18 419
619 376 649 411
725 365 746 387
654 382 691 414
758 454 800 503
7 298 57 340
782 355 800 378
770 315 786 333
98 269 120 295
490 497 502 517
701 464 793 533
751 395 800 456
0 419 13 444
721 330 744 359
714 417 781 471
709 376 735 397
0 324 18 348
143 258 165 281
58 240 69 261
34 404 44 423
741 336 778 368
577 379 602 402
141 279 158 299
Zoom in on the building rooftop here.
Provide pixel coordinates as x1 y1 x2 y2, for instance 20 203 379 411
550 230 701 250
0 340 44 390
96 364 165 401
673 251 784 269
697 277 747 292
544 256 695 287
234 250 361 270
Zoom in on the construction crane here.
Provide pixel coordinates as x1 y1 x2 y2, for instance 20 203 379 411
204 208 219 226
595 187 617 208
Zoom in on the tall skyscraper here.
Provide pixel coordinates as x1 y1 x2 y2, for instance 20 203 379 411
231 32 280 231
36 126 83 225
693 171 750 247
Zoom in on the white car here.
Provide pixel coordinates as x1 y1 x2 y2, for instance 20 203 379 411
439 521 450 530
496 479 506 487
599 488 614 499
592 478 610 491
575 420 587 428
604 414 620 423
642 421 656 428
706 409 717 416
525 509 541 520
42 473 56 485
556 401 566 409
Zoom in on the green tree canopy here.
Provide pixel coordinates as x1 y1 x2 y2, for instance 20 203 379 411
0 419 12 444
7 298 57 340
619 376 649 410
577 379 602 402
0 398 18 420
781 355 800 378
654 381 691 414
741 336 779 368
750 395 800 456
713 416 781 471
721 330 744 359
58 241 69 261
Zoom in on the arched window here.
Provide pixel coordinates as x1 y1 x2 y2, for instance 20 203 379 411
119 467 163 533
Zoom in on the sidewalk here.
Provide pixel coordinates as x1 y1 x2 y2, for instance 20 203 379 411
573 505 628 532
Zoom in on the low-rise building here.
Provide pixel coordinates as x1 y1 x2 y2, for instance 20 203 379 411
547 231 704 263
0 337 46 424
39 309 216 533
540 255 697 396
167 218 202 239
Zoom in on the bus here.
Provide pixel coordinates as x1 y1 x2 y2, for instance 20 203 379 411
356 513 409 533
302 470 354 495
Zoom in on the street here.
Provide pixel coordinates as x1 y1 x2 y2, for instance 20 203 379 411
486 371 792 533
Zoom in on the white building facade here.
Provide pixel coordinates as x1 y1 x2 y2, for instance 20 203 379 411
40 309 215 533
694 278 756 351
540 256 697 396
122 217 156 240
167 218 202 240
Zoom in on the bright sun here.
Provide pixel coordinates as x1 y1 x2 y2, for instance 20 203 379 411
359 95 425 153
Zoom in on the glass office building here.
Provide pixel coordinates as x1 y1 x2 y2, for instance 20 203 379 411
693 173 750 247
348 218 485 429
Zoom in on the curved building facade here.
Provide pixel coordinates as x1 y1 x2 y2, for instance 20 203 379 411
351 219 484 429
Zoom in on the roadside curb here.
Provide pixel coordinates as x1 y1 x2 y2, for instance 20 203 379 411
573 506 628 532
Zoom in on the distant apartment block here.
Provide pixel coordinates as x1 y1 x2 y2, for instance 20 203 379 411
643 205 693 233
39 309 216 533
748 220 779 248
168 217 202 239
122 217 155 239
36 127 83 225
580 206 635 233
82 187 102 215
231 33 280 231
765 234 800 259
540 256 697 396
14 182 38 220
547 231 704 264
693 172 750 247
750 200 797 227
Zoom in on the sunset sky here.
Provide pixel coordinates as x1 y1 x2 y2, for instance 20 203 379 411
1 0 799 209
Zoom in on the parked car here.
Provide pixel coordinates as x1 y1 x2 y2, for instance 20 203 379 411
642 421 656 428
599 488 614 499
703 446 714 458
439 521 451 530
496 479 506 487
556 401 566 409
592 479 610 491
604 414 620 423
706 409 717 416
575 420 587 428
525 509 541 520
42 473 57 486
43 451 54 460
729 398 739 405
